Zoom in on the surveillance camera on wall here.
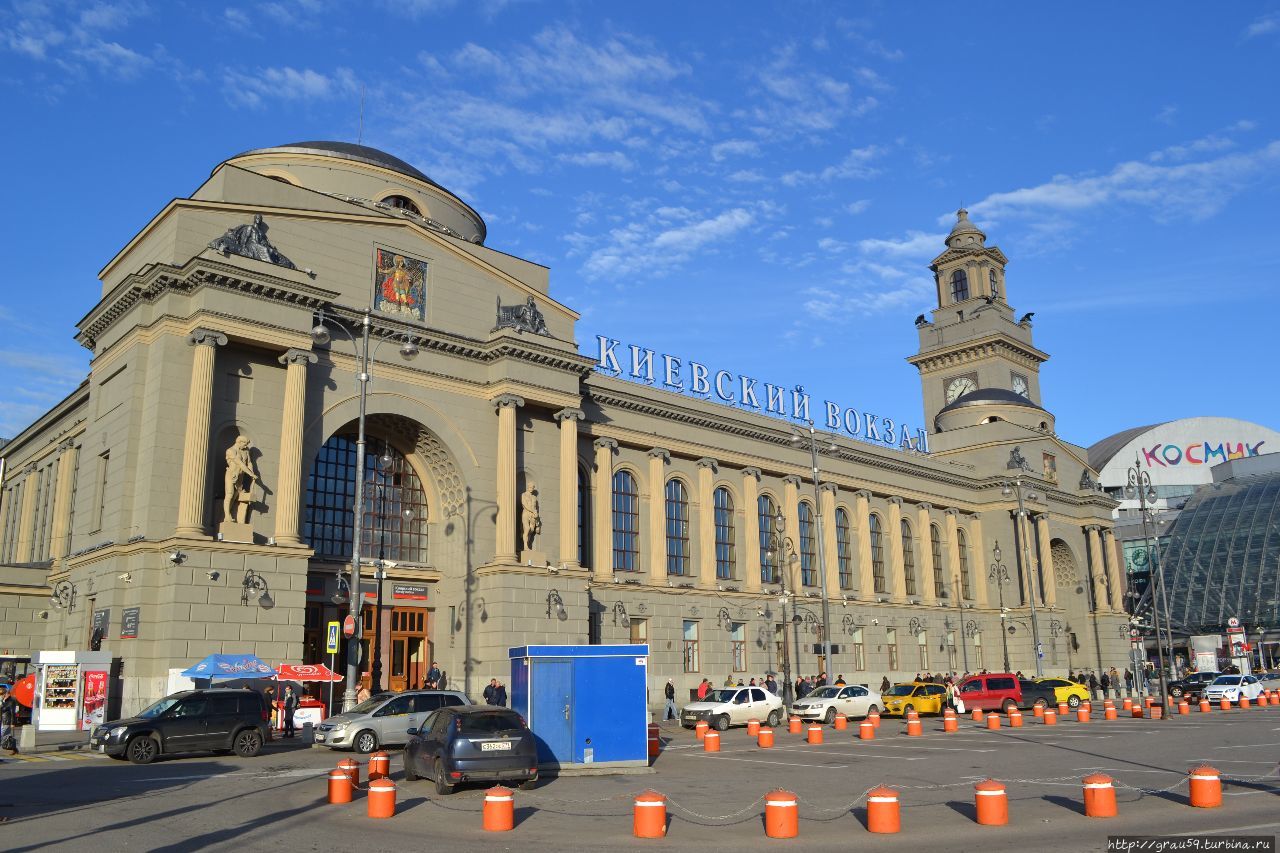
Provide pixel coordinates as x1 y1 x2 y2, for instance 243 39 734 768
118 573 132 582
871 618 880 626
206 570 220 581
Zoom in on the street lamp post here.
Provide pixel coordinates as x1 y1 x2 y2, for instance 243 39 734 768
947 577 970 672
1125 456 1172 710
765 515 799 705
311 308 419 712
989 541 1013 672
792 422 838 677
1001 475 1044 678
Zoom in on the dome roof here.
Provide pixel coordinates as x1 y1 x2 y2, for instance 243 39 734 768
947 208 985 245
937 387 1043 416
233 141 443 190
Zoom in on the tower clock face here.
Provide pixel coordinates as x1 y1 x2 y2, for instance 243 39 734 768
945 376 977 403
1011 374 1029 398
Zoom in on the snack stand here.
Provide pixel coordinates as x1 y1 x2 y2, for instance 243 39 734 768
32 650 117 732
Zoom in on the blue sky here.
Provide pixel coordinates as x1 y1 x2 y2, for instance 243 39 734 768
2 2 1279 449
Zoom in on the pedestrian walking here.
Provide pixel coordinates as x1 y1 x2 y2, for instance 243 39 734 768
1124 668 1134 696
483 679 498 705
697 678 710 700
663 678 677 720
493 680 507 707
282 685 298 738
1108 667 1121 699
0 684 18 755
879 676 891 694
1088 671 1100 701
1100 670 1111 698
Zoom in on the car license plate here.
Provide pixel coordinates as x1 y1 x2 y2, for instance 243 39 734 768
481 741 512 751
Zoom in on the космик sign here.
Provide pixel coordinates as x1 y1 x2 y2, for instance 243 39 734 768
595 337 929 453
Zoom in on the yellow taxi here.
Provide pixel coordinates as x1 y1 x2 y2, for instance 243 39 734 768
880 682 948 716
1035 677 1090 707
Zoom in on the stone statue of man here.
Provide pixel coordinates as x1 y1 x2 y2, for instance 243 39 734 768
223 436 259 524
520 481 541 552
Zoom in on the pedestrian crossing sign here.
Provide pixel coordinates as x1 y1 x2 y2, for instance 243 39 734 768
326 621 340 654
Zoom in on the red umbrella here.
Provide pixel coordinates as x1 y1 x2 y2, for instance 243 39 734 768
11 673 35 708
275 664 342 682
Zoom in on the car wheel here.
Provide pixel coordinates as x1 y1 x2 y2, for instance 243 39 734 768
823 707 836 725
867 705 879 716
766 709 781 727
1002 699 1016 714
403 755 418 782
353 729 378 754
1033 698 1047 710
904 704 915 716
714 714 730 732
1171 686 1183 698
126 735 159 765
233 729 263 758
519 774 538 791
434 759 454 796
1067 695 1081 708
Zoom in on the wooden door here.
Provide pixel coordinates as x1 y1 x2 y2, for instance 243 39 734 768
389 609 429 692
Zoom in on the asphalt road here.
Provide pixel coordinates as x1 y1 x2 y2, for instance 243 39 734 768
2 707 1278 852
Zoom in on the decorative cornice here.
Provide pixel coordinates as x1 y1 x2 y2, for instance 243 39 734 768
554 407 586 423
908 335 1048 373
279 348 318 367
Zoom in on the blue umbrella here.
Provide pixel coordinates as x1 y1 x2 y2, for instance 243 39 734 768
180 654 276 681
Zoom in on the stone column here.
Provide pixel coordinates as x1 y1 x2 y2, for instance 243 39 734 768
1101 527 1125 613
820 483 840 595
592 438 617 581
175 328 227 538
1085 525 1107 611
944 508 963 602
273 349 317 546
554 408 585 570
742 468 762 592
647 448 669 584
854 490 875 597
1034 513 1057 607
493 394 525 562
697 458 718 588
916 502 936 605
887 497 907 602
969 514 990 608
47 440 79 562
782 475 801 590
14 464 37 563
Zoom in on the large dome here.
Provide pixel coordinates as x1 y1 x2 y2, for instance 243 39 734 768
234 141 444 189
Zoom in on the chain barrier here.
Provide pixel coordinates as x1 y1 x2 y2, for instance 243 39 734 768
663 793 766 823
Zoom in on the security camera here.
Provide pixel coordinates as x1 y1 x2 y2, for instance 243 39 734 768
206 570 220 581
871 618 880 626
382 560 398 570
118 573 133 582
38 610 49 619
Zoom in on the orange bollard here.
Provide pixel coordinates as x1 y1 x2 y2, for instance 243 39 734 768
1044 709 1057 726
972 708 985 722
974 779 1008 826
633 790 667 838
866 786 901 834
1008 709 1023 728
943 714 959 733
1077 707 1091 723
482 785 514 831
704 731 721 752
1132 705 1145 718
1033 703 1044 718
906 708 919 722
758 726 774 748
869 709 881 729
338 758 361 787
1240 697 1251 709
764 789 799 838
1103 699 1115 711
833 713 847 731
807 724 824 745
368 751 390 781
1199 698 1211 713
327 769 353 804
1151 704 1164 719
1105 706 1118 721
1178 701 1190 715
1220 698 1231 711
906 717 922 737
1258 693 1268 707
1058 703 1069 716
1122 697 1133 711
367 778 396 819
1083 774 1117 818
986 712 1001 730
1188 766 1222 809
1145 696 1155 709
789 716 802 735
859 720 875 740
695 720 709 740
747 719 760 736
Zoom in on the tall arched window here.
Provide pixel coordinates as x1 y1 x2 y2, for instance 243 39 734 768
612 470 639 572
799 501 816 586
835 507 853 589
870 512 886 594
988 268 999 298
713 486 735 580
950 269 969 302
901 518 917 596
665 479 690 576
577 466 591 568
931 524 945 599
305 435 428 563
957 528 972 599
758 494 778 584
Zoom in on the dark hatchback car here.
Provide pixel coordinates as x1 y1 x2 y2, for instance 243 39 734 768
403 705 537 795
89 688 270 764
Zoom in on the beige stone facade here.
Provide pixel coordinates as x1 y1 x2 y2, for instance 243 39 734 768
0 143 1127 716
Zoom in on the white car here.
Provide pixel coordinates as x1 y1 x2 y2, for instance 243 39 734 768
1202 674 1263 703
681 686 784 731
790 684 882 723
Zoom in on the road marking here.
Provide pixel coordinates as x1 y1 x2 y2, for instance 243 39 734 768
1214 742 1280 749
688 754 850 769
761 746 927 760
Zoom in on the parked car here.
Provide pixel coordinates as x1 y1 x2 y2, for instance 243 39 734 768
681 686 784 730
790 684 882 723
89 688 269 764
404 705 538 795
1203 674 1264 703
956 674 1056 713
1034 677 1090 707
1167 671 1221 700
315 689 471 753
881 682 948 717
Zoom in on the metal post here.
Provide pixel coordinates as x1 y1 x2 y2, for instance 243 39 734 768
1013 481 1044 678
1128 455 1170 715
954 578 969 672
990 542 1012 672
803 422 834 674
342 312 372 712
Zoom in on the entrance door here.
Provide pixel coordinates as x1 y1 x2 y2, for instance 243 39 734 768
530 659 573 764
389 609 429 692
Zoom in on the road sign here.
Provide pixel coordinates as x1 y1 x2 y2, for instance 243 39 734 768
326 621 341 654
342 615 356 638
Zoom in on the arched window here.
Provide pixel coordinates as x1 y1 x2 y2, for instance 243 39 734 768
577 466 591 568
665 479 690 576
758 494 778 584
612 470 639 572
382 194 421 215
870 513 886 594
957 528 972 599
305 435 428 563
931 524 945 599
835 508 853 589
901 518 917 596
988 268 999 298
713 486 735 580
799 501 817 586
950 269 969 302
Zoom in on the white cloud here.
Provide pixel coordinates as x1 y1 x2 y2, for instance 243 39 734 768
711 139 760 161
1245 12 1280 38
727 169 766 183
781 144 884 186
223 66 358 108
558 150 634 171
575 205 764 280
2 0 151 77
1155 105 1178 125
1149 119 1257 162
801 277 932 320
857 230 944 259
739 44 881 138
844 199 871 214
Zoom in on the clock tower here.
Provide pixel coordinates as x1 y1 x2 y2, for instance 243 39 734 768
906 209 1053 438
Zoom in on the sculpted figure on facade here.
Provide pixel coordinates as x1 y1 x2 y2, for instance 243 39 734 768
494 295 550 336
208 214 297 269
223 436 260 524
521 481 541 551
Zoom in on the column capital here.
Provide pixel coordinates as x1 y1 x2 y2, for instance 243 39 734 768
944 507 963 518
279 348 318 367
593 437 618 453
741 467 762 480
1083 523 1102 533
854 489 873 501
494 394 525 411
1100 526 1116 538
554 407 585 423
916 501 933 512
188 328 228 348
1033 512 1051 523
696 457 718 471
782 474 802 488
819 482 839 496
19 461 36 476
56 437 76 453
647 447 670 462
886 495 903 507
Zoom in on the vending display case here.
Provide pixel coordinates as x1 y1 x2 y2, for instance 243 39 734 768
32 651 118 732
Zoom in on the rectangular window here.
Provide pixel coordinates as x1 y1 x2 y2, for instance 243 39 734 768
836 508 853 589
886 628 899 671
731 622 746 672
918 631 928 670
714 488 736 580
799 502 817 586
852 628 866 671
946 631 958 671
30 466 49 562
92 452 110 533
973 633 984 670
682 620 699 673
629 617 648 645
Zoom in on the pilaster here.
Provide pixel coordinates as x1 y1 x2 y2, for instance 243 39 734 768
916 502 936 605
887 496 907 602
969 514 989 608
48 440 79 563
274 348 317 546
554 408 585 570
854 490 875 597
592 438 617 581
819 483 840 595
742 468 762 592
493 394 525 562
175 328 227 538
1034 513 1056 607
696 458 718 589
1101 527 1124 613
647 448 670 584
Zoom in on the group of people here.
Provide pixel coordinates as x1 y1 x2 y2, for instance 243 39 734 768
482 678 509 707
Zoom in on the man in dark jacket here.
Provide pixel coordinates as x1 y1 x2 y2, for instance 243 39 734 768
764 675 778 695
483 679 498 705
282 685 298 738
1087 671 1100 700
426 662 442 689
493 680 507 707
1100 671 1111 698
663 678 677 720
0 684 18 755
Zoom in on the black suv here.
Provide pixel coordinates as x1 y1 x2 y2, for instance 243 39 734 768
89 688 270 764
1168 671 1220 700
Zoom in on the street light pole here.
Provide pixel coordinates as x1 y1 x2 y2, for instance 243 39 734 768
793 422 836 674
767 517 798 705
1126 455 1172 712
990 541 1013 672
1001 476 1044 678
951 577 970 672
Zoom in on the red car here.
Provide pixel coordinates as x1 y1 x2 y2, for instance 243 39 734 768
957 673 1056 713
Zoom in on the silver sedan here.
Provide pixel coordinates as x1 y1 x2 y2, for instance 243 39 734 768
790 684 882 723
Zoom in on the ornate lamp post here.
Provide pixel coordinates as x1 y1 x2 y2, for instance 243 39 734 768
765 514 799 705
1000 460 1044 677
1125 456 1172 709
791 421 839 677
989 541 1013 672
